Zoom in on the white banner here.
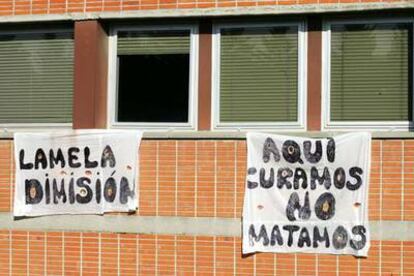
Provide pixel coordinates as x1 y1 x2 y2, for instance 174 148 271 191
243 132 371 256
13 130 142 217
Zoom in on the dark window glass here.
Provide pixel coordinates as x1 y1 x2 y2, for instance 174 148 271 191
116 30 191 123
117 54 189 123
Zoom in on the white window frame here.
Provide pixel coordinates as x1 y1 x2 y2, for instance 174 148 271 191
108 25 199 130
211 21 307 131
322 18 414 131
0 28 74 131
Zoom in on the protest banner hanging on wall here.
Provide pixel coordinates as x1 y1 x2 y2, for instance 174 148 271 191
13 130 142 217
243 132 371 256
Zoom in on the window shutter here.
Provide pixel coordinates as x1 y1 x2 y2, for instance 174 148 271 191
0 31 74 124
117 30 190 55
219 26 299 123
330 23 412 122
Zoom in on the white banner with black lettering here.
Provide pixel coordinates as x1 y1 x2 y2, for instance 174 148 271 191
14 130 143 217
243 132 371 256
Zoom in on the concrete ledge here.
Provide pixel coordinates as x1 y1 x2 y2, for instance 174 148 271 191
0 2 411 23
1 213 413 241
2 214 241 237
141 131 414 140
1 131 414 140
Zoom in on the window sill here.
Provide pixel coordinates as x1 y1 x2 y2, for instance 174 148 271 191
1 130 414 140
142 130 414 139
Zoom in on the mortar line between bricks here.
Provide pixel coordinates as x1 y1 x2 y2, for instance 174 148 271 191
175 141 178 217
357 255 360 276
234 141 237 219
253 252 256 276
62 232 65 276
26 231 29 276
213 236 216 276
117 233 120 276
400 240 403 275
98 233 102 276
174 236 177 276
9 230 12 276
44 232 47 276
294 253 297 276
193 236 197 275
379 239 382 275
233 236 236 276
156 141 159 216
195 142 198 217
9 141 13 216
401 141 405 220
380 140 383 220
214 141 217 217
80 232 83 276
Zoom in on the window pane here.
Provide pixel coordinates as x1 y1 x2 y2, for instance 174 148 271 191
116 30 191 123
0 31 74 124
219 26 299 123
330 23 412 122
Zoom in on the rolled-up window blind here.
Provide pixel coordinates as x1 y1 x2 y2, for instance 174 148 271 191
219 26 299 123
330 23 412 122
117 30 190 55
0 31 74 124
116 29 191 124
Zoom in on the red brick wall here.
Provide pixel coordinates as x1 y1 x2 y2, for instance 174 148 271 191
0 138 413 275
1 139 413 220
0 231 413 275
0 2 412 273
0 0 406 16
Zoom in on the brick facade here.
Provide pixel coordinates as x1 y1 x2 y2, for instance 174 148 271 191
0 231 413 275
0 0 413 274
0 0 406 16
1 140 413 220
1 139 414 274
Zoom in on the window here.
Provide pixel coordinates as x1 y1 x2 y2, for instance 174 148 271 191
109 26 198 129
212 22 306 130
323 19 413 130
0 29 74 127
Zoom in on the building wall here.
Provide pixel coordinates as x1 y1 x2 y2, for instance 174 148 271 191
0 0 407 16
0 0 413 275
1 138 414 274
